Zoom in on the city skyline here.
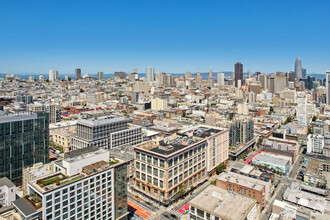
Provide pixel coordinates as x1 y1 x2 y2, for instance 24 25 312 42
1 0 330 74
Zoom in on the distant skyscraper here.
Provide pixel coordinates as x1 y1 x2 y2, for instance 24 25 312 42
54 70 59 80
326 70 330 105
75 68 81 80
49 70 55 81
195 72 203 88
208 65 214 87
295 57 303 80
217 73 225 86
114 71 126 79
302 68 307 79
247 70 253 78
97 71 104 80
235 62 243 87
146 67 155 82
185 71 191 79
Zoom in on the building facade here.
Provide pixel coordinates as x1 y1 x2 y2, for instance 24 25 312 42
71 113 142 150
0 112 49 182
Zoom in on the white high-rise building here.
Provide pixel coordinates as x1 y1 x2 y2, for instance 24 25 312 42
247 70 253 78
13 147 129 220
146 67 154 82
217 73 225 86
49 69 55 81
326 70 330 105
297 96 307 127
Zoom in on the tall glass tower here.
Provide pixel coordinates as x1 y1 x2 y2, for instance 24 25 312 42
295 57 303 80
0 112 49 182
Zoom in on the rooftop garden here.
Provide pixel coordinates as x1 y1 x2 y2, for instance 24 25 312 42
109 159 119 165
37 174 65 187
60 176 82 185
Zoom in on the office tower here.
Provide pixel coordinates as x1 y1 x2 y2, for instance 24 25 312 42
65 75 71 81
217 73 225 86
75 68 81 80
326 70 330 105
39 75 44 81
131 92 139 103
146 67 155 82
295 57 303 80
14 147 129 220
71 112 142 150
0 112 49 182
97 71 104 80
258 74 267 89
208 65 214 87
234 62 243 87
28 102 60 124
114 71 126 79
255 72 261 77
287 71 295 82
49 69 55 81
185 71 191 79
307 134 324 154
195 72 203 88
268 76 287 94
302 68 307 79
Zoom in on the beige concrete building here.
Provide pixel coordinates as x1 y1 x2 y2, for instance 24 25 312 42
22 162 54 196
50 126 76 152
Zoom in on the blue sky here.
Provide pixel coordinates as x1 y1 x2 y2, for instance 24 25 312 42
0 0 329 74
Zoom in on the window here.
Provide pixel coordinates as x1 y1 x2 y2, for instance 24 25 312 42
147 155 152 163
147 166 152 174
213 148 216 157
179 154 183 162
153 178 158 186
169 180 173 188
159 160 165 168
153 157 158 166
141 154 146 161
213 138 216 146
141 164 146 172
136 171 140 179
136 162 140 170
159 181 164 188
184 152 188 159
197 209 204 218
174 157 178 165
174 167 178 175
184 171 188 178
179 164 183 172
147 176 152 183
160 170 164 178
168 159 173 167
153 168 158 177
169 170 173 178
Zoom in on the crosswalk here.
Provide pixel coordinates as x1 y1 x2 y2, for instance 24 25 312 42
146 208 185 220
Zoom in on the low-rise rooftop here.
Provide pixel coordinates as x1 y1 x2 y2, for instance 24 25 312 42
190 185 258 220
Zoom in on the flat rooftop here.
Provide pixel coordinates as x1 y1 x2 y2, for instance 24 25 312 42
0 111 38 123
283 182 330 214
217 172 264 191
78 114 127 127
179 126 224 138
252 152 290 167
135 134 205 156
190 185 257 220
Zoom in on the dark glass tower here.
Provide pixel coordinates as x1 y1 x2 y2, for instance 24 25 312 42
0 112 49 182
235 62 243 87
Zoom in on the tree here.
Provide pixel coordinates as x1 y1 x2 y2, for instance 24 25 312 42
179 184 185 198
270 106 274 112
216 163 226 175
257 138 263 146
312 116 317 121
307 128 313 135
79 88 85 93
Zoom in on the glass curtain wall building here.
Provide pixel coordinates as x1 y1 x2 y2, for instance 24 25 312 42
0 112 49 182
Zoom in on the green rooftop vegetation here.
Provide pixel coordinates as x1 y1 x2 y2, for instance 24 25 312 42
61 176 82 185
38 175 65 187
109 160 119 165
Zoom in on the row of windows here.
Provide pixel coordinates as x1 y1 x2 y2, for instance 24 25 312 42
168 143 206 168
135 171 164 188
135 152 165 168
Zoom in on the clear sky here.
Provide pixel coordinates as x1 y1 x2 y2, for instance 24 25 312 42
0 0 329 74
